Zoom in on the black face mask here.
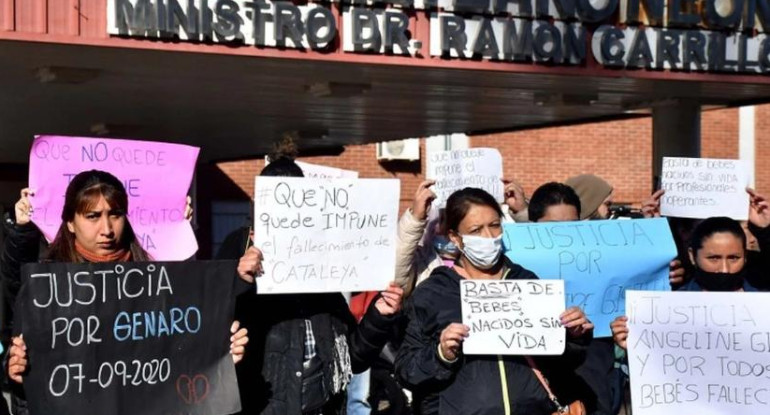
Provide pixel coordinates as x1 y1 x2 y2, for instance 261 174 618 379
693 267 746 292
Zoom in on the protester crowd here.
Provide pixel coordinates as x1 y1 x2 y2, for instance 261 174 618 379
0 140 768 415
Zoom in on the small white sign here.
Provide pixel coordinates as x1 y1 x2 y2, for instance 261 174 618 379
427 147 504 207
660 157 750 220
296 161 359 179
461 279 566 355
627 290 770 415
253 177 399 294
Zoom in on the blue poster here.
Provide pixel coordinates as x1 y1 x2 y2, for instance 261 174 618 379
503 218 677 337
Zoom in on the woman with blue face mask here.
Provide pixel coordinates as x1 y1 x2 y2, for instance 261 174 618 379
395 187 593 415
394 179 530 299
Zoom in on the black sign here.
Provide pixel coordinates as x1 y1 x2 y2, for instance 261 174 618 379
19 261 241 415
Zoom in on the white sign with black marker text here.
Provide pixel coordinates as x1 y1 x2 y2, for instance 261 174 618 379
660 157 750 220
461 279 566 355
627 290 770 415
253 177 399 294
427 148 504 207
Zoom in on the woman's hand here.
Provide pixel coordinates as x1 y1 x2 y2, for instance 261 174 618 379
502 179 527 214
668 259 685 286
641 189 664 218
374 282 404 316
14 188 34 226
411 180 436 221
439 323 469 362
237 247 264 283
748 188 770 228
8 335 27 383
611 316 629 350
184 196 193 221
229 321 248 364
560 306 593 338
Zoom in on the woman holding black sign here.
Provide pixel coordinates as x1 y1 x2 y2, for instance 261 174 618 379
3 170 248 415
395 187 594 415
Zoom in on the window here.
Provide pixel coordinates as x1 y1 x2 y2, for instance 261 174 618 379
211 201 251 256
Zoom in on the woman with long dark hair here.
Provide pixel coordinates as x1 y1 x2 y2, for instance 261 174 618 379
3 170 248 414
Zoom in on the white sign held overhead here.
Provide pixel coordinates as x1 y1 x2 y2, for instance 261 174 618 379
253 177 399 294
296 161 359 179
427 148 504 207
626 290 770 415
660 157 750 220
461 279 566 355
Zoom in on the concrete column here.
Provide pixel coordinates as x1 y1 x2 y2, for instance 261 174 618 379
739 106 756 188
652 101 701 189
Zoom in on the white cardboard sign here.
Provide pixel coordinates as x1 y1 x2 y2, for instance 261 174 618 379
427 148 504 207
461 279 566 355
660 157 750 220
627 290 770 415
296 161 359 179
253 177 399 294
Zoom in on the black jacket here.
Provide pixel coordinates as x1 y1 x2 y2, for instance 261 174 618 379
237 292 398 415
217 226 399 415
0 216 46 415
395 258 590 415
744 222 770 291
0 216 43 344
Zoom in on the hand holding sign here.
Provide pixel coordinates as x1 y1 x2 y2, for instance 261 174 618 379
668 260 685 286
561 306 593 338
373 282 405 316
748 188 770 228
229 322 248 364
440 323 469 362
8 336 27 384
610 316 628 350
14 188 34 226
237 247 264 284
411 180 437 221
503 179 528 214
641 189 665 218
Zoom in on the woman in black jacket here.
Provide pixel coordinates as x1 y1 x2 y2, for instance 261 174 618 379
3 170 249 415
395 187 593 415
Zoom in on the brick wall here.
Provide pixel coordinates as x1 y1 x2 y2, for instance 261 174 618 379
200 105 770 256
213 116 657 208
701 108 740 160
755 106 770 195
471 117 653 204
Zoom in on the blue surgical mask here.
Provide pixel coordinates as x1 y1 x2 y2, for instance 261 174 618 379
460 235 503 270
433 235 460 259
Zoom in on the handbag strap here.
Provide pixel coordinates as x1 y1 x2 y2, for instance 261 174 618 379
525 356 566 411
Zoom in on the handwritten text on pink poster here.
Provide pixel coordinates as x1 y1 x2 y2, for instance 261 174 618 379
28 135 199 260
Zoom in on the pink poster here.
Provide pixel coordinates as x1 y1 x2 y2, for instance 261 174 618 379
28 135 199 260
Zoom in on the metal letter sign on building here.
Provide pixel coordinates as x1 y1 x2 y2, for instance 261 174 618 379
107 0 770 74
